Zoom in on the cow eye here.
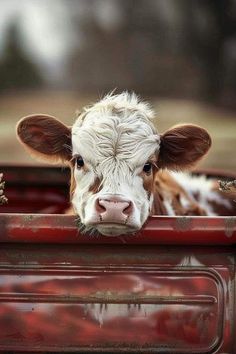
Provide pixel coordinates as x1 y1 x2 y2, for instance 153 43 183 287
143 162 152 174
75 156 84 168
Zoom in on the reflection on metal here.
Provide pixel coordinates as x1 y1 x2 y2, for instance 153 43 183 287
0 261 228 353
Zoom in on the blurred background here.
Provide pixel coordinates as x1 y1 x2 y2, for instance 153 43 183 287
0 0 235 170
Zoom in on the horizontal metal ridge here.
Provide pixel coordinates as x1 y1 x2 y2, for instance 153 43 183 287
0 293 217 304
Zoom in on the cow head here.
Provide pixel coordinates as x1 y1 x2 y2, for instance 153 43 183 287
17 93 211 236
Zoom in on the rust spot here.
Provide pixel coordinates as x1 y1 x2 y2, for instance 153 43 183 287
23 215 34 222
174 217 192 232
224 217 236 238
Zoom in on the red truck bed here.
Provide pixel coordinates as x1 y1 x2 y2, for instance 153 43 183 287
0 165 235 353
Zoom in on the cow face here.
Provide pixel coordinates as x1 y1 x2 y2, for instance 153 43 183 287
17 93 211 236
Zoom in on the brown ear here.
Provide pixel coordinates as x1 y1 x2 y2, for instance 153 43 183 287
158 124 211 170
16 114 71 163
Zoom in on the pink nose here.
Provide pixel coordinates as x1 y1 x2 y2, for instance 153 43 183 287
95 195 133 224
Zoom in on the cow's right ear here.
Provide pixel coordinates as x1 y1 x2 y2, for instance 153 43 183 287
16 114 71 163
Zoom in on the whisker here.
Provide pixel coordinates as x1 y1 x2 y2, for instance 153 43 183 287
74 216 100 238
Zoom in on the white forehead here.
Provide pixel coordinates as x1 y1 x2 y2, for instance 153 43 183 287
72 92 160 167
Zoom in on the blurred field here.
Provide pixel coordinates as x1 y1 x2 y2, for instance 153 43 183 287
0 91 235 171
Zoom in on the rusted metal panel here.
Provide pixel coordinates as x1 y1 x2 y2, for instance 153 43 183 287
0 214 236 245
0 165 235 245
0 245 234 353
0 165 70 214
0 165 235 353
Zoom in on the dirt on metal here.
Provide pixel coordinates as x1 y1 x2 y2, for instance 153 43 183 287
0 173 7 205
219 179 236 193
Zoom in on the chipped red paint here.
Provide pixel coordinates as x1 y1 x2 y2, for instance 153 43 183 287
0 165 235 353
0 214 235 245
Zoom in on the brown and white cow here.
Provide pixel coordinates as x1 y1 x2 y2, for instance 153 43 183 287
16 92 235 236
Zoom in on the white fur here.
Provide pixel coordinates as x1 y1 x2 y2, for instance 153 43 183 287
69 92 230 235
163 198 175 216
71 92 160 235
172 172 232 215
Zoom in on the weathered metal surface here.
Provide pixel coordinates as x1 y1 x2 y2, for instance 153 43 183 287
0 165 235 245
0 165 70 214
0 214 236 245
0 165 235 353
0 245 234 353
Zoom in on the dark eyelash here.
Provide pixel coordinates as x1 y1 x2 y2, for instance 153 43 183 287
74 156 84 168
143 162 152 174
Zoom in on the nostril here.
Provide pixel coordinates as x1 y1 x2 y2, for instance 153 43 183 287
95 196 134 220
123 201 133 216
95 198 106 213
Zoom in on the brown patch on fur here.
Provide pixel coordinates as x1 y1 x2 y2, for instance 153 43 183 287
207 199 235 216
153 170 207 216
70 165 76 200
140 156 159 199
151 191 167 215
158 124 211 170
89 177 102 194
17 114 71 163
69 163 102 207
142 172 154 196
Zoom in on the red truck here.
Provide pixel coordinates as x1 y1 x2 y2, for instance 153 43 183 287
0 165 235 353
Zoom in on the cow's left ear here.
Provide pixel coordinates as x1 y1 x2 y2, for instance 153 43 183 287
158 124 211 170
17 114 71 163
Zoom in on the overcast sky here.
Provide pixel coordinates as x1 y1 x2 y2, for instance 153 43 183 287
0 0 75 82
